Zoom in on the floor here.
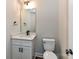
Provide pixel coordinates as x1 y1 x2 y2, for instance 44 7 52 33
35 57 43 59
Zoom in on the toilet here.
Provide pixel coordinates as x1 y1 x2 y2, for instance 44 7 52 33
43 38 58 59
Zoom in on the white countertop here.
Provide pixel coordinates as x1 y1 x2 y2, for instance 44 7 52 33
11 32 36 41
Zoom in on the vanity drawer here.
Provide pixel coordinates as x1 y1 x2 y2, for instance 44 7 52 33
12 40 32 47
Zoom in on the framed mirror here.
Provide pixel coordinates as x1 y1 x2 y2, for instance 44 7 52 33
20 8 36 33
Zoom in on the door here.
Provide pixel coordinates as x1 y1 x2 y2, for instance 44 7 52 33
22 46 32 59
68 0 73 59
12 45 22 59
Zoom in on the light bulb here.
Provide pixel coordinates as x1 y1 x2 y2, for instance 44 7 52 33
24 1 36 9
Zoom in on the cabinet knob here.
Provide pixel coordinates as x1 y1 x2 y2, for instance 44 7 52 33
19 48 23 53
21 48 23 53
19 48 21 52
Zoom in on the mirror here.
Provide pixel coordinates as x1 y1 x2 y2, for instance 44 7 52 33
20 8 36 33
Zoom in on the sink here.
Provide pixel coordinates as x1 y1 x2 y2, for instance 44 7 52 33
11 32 36 40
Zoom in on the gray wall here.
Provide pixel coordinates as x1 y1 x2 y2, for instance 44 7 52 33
35 0 59 54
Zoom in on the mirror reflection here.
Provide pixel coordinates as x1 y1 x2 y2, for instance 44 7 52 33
21 7 36 33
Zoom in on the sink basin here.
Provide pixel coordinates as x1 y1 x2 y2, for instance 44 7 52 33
11 32 36 40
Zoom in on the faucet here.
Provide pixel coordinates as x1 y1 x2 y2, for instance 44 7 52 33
26 30 30 35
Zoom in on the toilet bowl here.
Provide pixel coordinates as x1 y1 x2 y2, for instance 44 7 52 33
43 51 57 59
43 38 58 59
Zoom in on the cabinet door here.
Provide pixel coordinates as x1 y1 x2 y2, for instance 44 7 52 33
22 46 32 59
12 45 22 59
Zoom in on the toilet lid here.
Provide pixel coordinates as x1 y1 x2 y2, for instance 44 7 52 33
43 51 57 59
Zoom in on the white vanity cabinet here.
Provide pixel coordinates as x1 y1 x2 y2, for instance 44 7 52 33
11 39 35 59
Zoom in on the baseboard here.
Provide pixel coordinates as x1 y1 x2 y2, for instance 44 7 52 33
35 52 43 58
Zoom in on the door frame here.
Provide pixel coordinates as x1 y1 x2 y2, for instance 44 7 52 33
68 0 73 59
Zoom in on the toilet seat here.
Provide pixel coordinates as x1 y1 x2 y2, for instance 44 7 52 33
43 51 57 59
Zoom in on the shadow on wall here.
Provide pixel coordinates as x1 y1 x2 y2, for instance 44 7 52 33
35 34 44 53
55 39 62 59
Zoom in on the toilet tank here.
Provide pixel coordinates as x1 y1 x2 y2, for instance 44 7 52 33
43 38 55 51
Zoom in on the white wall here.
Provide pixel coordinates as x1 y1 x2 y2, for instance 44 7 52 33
68 0 73 50
68 0 73 59
6 0 20 34
35 0 59 54
6 0 21 59
35 0 69 59
58 0 68 59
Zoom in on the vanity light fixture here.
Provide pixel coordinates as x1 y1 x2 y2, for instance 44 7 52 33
24 0 30 5
24 0 36 9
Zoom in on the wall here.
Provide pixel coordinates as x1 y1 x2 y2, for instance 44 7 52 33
35 0 69 59
35 0 59 55
68 0 73 50
58 0 68 59
6 0 21 34
6 0 21 59
68 0 73 59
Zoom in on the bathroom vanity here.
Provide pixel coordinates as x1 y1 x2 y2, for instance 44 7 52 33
11 32 36 59
11 1 36 59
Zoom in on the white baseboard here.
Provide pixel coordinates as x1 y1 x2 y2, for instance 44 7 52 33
35 52 43 58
